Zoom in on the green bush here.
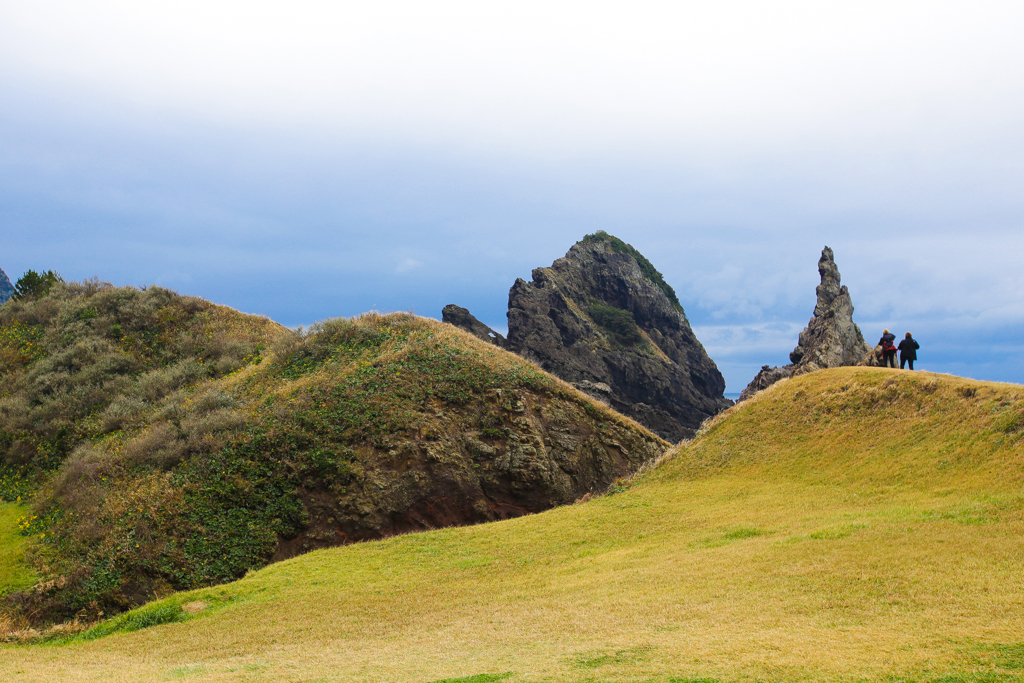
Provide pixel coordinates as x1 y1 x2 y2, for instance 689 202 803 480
588 303 643 346
12 270 63 301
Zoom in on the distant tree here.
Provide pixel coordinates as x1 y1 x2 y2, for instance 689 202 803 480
13 269 64 300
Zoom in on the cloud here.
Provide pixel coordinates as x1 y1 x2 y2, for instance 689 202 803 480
395 258 423 274
1 2 1023 154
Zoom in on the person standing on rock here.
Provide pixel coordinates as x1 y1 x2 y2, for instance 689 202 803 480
898 332 920 370
879 329 897 368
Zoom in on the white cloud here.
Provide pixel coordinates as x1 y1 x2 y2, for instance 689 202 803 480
395 257 423 274
1 2 1023 154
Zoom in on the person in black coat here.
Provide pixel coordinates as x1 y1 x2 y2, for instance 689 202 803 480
898 332 920 370
878 329 897 368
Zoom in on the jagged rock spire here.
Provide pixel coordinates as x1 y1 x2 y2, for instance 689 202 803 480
739 246 870 401
789 246 871 369
814 246 841 317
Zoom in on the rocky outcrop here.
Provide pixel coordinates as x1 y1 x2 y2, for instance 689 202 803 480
738 247 871 401
445 232 730 442
788 246 872 369
738 365 795 401
441 304 507 348
859 344 887 367
0 267 13 304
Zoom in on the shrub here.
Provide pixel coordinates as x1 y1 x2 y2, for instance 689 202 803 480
12 270 63 301
0 282 285 487
588 303 643 346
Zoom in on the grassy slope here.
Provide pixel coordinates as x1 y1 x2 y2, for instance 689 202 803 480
0 504 35 596
2 367 1023 682
0 282 290 621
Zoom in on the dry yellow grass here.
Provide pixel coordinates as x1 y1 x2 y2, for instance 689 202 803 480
1 367 1022 683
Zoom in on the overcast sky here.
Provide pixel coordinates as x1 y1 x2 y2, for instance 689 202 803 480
2 1 1023 392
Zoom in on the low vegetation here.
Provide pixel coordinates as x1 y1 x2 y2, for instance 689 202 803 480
0 280 286 620
1 367 1021 682
587 302 643 347
0 286 663 627
0 278 286 493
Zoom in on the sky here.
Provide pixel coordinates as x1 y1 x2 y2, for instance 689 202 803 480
1 1 1023 392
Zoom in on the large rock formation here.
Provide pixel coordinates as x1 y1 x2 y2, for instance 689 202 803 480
445 232 730 442
739 246 871 401
0 267 13 304
441 304 507 348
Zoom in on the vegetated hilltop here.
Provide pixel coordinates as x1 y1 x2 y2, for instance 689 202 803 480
0 279 288 618
3 367 1021 683
445 231 730 442
0 279 286 489
0 284 665 626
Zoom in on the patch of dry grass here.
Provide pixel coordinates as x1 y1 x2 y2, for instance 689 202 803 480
1 368 1022 682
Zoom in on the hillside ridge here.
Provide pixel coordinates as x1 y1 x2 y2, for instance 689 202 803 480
0 283 665 624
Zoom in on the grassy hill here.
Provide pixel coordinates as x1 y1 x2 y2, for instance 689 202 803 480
1 366 1021 682
0 280 289 620
0 286 664 625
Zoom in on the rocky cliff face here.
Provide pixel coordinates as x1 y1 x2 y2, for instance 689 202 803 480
739 246 871 401
445 232 730 442
0 267 13 304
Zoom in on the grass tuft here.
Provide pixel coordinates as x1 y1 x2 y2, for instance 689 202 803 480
427 674 512 683
76 602 186 641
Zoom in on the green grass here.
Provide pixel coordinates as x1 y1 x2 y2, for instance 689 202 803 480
0 503 36 596
1 368 1023 683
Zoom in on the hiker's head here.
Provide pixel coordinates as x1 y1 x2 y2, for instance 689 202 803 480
905 332 912 338
883 329 890 334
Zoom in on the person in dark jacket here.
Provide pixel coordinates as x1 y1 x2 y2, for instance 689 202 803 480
898 332 920 370
878 329 897 368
